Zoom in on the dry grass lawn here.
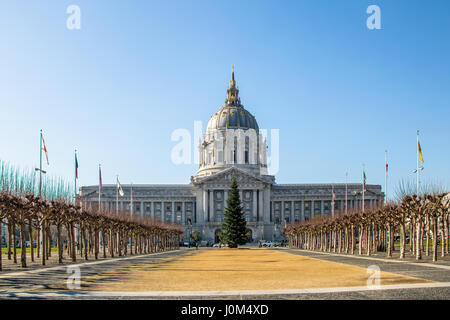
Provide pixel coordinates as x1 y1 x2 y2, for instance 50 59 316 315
79 248 431 292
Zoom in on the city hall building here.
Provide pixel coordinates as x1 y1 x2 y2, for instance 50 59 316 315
79 69 384 242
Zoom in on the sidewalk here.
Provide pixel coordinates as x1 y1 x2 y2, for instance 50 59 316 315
0 248 187 274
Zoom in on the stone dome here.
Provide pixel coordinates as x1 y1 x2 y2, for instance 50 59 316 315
206 105 259 132
198 67 268 178
206 66 258 132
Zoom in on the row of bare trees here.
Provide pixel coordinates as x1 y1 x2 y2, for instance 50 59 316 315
0 192 184 271
284 193 450 262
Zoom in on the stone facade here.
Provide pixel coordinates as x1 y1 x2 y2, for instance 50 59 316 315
79 68 384 242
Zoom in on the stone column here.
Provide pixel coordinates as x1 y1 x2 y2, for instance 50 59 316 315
270 201 273 223
281 200 285 224
150 201 154 219
209 190 214 222
182 202 186 225
196 188 203 224
140 201 144 216
203 189 208 222
263 186 270 223
172 201 175 223
291 201 294 222
161 202 165 221
258 190 263 223
321 200 324 216
253 190 258 221
301 200 305 221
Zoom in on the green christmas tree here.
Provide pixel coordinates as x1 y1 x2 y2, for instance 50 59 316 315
223 174 247 248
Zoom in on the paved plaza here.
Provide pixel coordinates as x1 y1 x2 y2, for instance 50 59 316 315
0 248 449 299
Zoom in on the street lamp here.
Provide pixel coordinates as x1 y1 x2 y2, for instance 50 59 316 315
412 167 424 173
34 167 46 198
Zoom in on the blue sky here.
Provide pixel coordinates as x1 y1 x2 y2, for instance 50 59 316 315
0 0 449 200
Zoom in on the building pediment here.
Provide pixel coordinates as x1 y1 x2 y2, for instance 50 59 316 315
192 167 273 185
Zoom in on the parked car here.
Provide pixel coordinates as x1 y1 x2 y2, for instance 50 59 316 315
262 241 274 247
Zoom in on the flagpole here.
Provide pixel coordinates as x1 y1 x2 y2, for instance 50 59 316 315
416 130 420 196
116 175 119 215
362 164 365 213
39 129 43 262
39 129 43 197
98 164 101 212
385 149 388 205
331 185 335 218
130 182 133 216
74 149 77 203
345 172 348 215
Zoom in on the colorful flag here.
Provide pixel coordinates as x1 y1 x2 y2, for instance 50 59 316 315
41 134 49 165
75 153 79 179
99 165 103 189
418 140 424 163
117 177 124 196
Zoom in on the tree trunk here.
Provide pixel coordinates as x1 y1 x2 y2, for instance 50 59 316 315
20 221 27 268
400 223 406 259
109 230 114 258
71 223 77 262
416 221 422 260
445 215 449 255
28 219 34 263
432 218 438 262
7 221 12 260
37 223 40 258
0 219 2 271
372 223 376 252
13 222 17 264
45 226 50 259
130 235 134 255
440 220 445 258
41 221 46 265
94 230 99 260
102 231 107 258
387 224 392 258
426 220 430 257
47 225 51 259
359 225 363 255
57 223 63 264
351 225 355 255
83 227 88 260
